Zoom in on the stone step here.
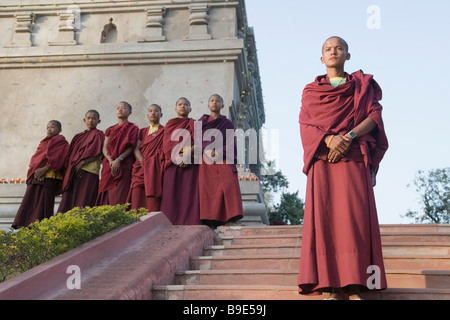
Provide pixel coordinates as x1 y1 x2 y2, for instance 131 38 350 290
152 285 450 300
219 232 450 246
204 242 450 256
219 226 301 237
364 288 450 300
174 269 450 289
384 255 450 270
153 224 450 301
152 284 320 300
382 233 450 243
204 244 301 256
218 225 450 237
191 254 450 271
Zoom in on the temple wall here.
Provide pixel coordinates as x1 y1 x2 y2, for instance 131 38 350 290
0 0 264 180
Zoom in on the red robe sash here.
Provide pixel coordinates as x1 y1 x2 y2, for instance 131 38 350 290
130 125 165 197
162 118 195 171
299 70 388 182
62 129 104 193
27 134 69 182
99 122 139 193
198 114 238 172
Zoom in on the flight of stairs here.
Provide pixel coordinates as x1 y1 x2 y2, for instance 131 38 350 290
153 224 450 300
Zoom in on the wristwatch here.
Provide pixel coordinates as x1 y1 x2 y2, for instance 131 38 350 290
347 130 357 140
118 156 124 161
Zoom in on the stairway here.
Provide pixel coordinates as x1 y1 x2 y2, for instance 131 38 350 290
152 225 450 300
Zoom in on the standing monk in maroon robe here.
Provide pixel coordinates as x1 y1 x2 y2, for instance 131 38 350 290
128 104 165 212
96 102 139 206
198 94 243 228
298 37 389 300
12 120 69 228
58 110 104 213
160 97 201 225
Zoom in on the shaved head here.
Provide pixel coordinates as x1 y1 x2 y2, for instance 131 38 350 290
322 36 349 53
48 120 62 129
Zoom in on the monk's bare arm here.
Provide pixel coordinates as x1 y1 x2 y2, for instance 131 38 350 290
134 140 144 167
110 146 134 177
103 136 113 164
119 146 134 160
347 117 377 139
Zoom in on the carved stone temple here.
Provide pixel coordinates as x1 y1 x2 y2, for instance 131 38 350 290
0 0 268 229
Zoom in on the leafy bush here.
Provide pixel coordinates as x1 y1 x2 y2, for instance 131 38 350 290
0 205 147 283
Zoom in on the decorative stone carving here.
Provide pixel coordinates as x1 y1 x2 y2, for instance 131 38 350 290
100 18 117 43
139 7 167 42
48 12 77 46
185 3 211 41
8 12 35 47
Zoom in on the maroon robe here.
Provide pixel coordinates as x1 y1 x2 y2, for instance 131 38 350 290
298 70 389 295
12 134 69 228
96 122 139 206
160 118 201 226
127 125 165 212
198 115 243 227
58 129 104 213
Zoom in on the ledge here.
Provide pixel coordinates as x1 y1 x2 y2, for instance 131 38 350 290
0 38 244 68
0 0 241 17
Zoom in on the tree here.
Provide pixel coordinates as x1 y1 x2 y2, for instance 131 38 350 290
259 161 304 225
270 191 305 225
404 168 450 224
259 161 289 194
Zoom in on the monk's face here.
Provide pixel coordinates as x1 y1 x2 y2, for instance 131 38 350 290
208 95 223 113
147 105 162 124
46 122 61 137
116 102 131 119
175 99 191 118
84 112 100 130
321 37 350 68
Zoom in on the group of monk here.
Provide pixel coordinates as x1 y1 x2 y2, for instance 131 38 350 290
12 94 243 230
12 35 389 300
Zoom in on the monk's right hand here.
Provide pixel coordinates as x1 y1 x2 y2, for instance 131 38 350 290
110 159 121 176
328 135 352 156
34 166 49 181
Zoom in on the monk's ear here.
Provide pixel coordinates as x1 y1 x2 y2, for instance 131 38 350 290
320 56 325 64
346 53 351 61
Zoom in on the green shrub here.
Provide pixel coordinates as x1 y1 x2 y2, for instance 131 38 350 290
0 205 147 283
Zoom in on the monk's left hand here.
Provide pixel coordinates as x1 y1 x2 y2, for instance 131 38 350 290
75 161 86 178
327 149 343 163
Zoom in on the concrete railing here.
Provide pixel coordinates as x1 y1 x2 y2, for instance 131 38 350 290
0 212 215 300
